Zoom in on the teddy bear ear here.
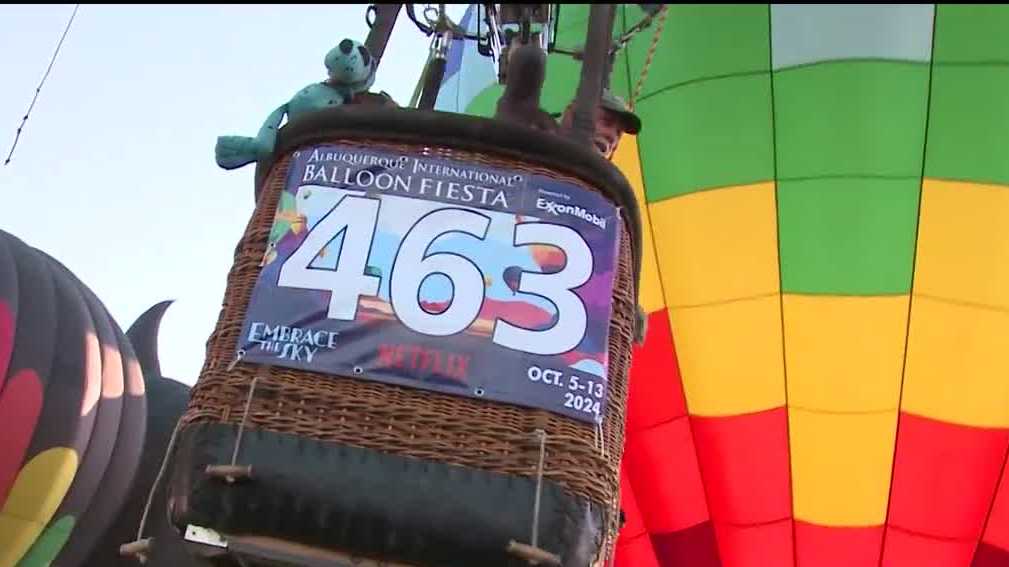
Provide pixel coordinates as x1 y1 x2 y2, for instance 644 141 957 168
357 44 371 68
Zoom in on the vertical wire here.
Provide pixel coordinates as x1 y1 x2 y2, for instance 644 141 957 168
5 4 80 166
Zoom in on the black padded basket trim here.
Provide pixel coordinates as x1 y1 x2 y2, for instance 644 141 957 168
170 422 605 567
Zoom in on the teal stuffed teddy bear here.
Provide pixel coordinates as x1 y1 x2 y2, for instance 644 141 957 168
215 39 377 170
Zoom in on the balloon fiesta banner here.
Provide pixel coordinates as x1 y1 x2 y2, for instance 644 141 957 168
238 144 622 424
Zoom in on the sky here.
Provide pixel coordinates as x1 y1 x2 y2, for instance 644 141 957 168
0 4 469 384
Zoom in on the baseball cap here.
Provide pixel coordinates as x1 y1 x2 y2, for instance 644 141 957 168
599 89 642 135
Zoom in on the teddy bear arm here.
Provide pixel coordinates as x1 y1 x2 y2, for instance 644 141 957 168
287 83 351 122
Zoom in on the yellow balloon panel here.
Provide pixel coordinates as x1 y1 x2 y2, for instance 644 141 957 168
669 295 785 416
902 296 1009 428
789 408 898 526
649 183 780 308
0 517 35 567
611 135 665 314
0 447 78 566
915 179 1009 309
783 294 908 413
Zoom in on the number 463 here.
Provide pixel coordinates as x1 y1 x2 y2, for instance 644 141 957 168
277 195 595 356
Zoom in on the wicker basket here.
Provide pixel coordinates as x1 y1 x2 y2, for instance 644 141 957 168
172 108 641 567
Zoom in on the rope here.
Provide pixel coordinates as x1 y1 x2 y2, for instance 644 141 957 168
136 418 185 542
226 349 246 372
630 4 668 110
596 418 607 459
530 429 547 549
5 4 80 166
230 374 261 465
134 350 251 544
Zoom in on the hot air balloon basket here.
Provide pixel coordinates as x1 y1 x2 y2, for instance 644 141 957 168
169 109 640 567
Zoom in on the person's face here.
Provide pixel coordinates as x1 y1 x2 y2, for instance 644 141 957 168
593 109 623 159
560 106 625 159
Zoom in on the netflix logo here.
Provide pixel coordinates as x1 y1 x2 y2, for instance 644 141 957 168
376 343 471 385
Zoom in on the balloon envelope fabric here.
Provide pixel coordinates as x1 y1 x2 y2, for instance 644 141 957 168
0 233 64 566
56 296 147 567
0 234 17 388
2 244 103 567
16 257 130 567
0 230 147 567
463 5 1009 567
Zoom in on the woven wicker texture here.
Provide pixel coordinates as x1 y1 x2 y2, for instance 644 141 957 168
180 139 637 556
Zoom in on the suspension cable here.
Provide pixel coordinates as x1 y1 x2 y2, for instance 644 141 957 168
631 4 668 109
5 4 80 166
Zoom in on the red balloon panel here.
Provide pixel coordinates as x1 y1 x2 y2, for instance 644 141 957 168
619 461 649 538
0 369 43 506
626 310 687 434
712 519 794 567
623 417 708 532
887 412 1008 540
794 521 883 567
691 408 792 525
615 534 662 567
650 521 722 567
615 464 660 567
881 526 977 567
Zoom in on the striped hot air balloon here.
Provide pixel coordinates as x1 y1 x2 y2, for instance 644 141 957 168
466 4 1009 566
0 230 147 567
433 4 498 114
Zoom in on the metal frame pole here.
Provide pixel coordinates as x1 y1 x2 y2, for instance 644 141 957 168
567 4 617 146
365 4 403 67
